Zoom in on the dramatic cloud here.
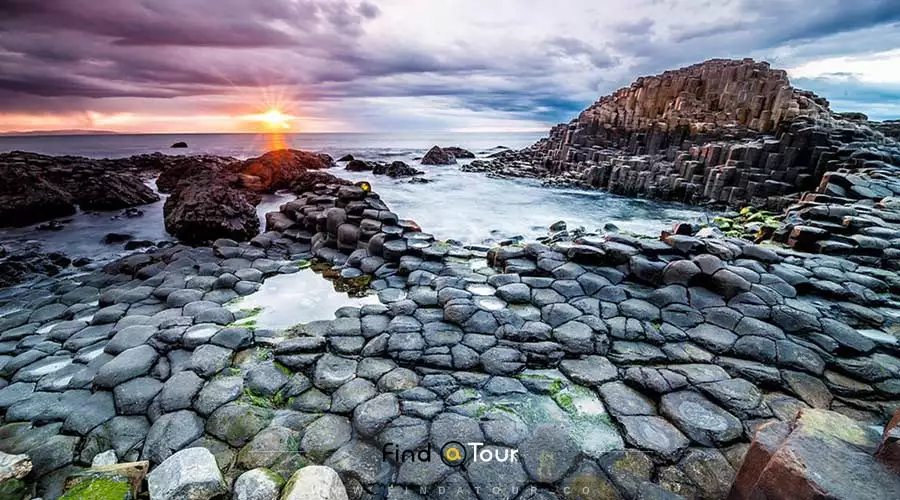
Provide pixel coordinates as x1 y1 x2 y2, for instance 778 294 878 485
0 0 898 133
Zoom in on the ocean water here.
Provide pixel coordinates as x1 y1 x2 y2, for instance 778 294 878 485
0 132 710 260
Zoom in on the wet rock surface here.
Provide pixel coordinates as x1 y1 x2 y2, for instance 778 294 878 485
2 172 899 499
0 152 160 228
3 58 900 499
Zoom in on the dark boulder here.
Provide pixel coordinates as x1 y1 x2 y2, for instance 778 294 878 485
346 159 373 172
338 154 355 162
163 172 260 244
421 146 456 165
62 171 159 211
0 164 75 227
288 170 352 194
156 155 235 193
171 142 188 148
372 161 422 178
0 243 71 287
103 233 133 244
444 147 475 159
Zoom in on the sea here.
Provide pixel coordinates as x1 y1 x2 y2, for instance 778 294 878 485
0 132 711 261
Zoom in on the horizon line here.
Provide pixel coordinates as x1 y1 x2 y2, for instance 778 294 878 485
0 129 550 138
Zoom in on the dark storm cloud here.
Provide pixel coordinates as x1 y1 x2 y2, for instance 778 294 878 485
0 0 379 48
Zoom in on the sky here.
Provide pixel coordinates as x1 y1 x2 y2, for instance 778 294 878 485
0 0 899 134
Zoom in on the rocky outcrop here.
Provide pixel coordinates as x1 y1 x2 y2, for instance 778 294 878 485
155 155 237 193
236 149 333 192
344 159 423 178
0 242 75 287
163 171 260 245
729 409 900 499
0 152 161 227
466 59 900 228
170 142 188 148
0 164 75 227
345 159 372 172
443 146 475 159
158 150 343 244
421 145 456 165
372 161 422 178
570 58 828 151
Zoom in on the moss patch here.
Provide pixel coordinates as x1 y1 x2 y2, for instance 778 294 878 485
59 477 130 500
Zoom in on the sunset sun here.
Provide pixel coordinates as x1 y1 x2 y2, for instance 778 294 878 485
256 108 291 130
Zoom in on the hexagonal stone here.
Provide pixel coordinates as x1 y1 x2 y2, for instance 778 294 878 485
660 391 743 446
377 368 419 392
313 354 358 391
541 303 582 327
618 416 690 460
686 323 737 353
465 445 528 500
599 382 656 417
559 356 618 387
142 410 205 464
782 370 833 409
159 370 205 412
194 376 242 416
325 439 390 486
245 361 289 397
697 378 769 419
105 325 157 355
353 393 400 438
480 347 525 375
331 378 377 414
166 289 204 308
190 345 233 378
518 424 579 483
95 345 159 389
113 377 163 415
206 404 273 447
430 413 484 449
300 414 352 462
552 320 595 354
62 391 115 436
236 425 300 470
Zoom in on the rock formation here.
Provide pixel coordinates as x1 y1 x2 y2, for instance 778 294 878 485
0 152 161 227
344 159 423 178
235 149 333 192
162 170 261 245
372 160 422 177
421 145 456 165
158 149 340 244
465 58 900 264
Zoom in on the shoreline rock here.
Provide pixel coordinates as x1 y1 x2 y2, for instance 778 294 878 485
0 152 160 228
2 58 900 500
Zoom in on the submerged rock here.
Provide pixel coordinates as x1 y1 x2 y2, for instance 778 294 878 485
171 141 188 148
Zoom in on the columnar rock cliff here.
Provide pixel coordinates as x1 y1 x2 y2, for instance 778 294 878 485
559 58 829 155
466 59 898 213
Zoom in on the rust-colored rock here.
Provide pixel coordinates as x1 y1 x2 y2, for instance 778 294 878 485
875 409 900 474
729 409 900 500
236 149 332 192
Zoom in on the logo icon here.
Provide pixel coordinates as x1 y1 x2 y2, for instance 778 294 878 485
440 441 467 467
